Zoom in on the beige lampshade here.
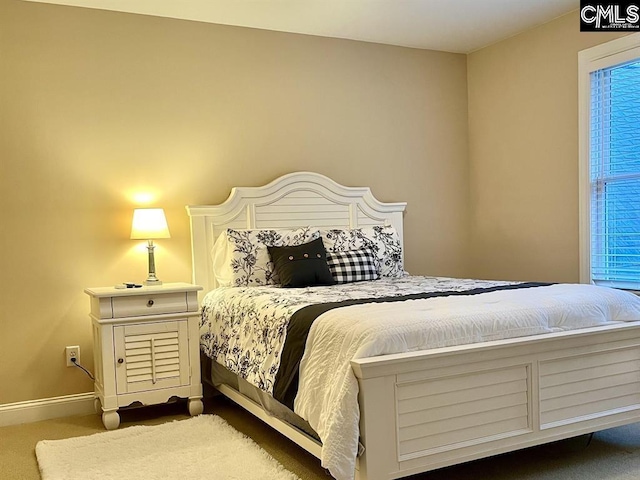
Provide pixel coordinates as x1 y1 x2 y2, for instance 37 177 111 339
130 208 171 239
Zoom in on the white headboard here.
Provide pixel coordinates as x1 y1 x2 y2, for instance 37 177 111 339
186 171 407 294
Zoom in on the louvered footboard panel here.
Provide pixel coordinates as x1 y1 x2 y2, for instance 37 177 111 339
540 348 640 428
539 348 640 428
396 365 531 459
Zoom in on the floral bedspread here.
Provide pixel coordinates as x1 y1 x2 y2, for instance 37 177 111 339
199 276 517 394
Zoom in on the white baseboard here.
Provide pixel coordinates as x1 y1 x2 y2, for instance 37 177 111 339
0 392 95 427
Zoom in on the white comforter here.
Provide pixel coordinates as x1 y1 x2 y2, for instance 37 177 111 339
293 283 640 480
200 278 640 480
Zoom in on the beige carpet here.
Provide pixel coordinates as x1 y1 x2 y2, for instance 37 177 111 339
35 415 299 480
0 396 638 480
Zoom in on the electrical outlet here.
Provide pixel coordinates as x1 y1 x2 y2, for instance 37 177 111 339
65 345 80 367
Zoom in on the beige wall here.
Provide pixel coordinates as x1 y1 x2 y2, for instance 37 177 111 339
467 11 627 283
0 0 469 404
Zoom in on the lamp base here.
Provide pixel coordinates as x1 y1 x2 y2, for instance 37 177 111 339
144 240 162 286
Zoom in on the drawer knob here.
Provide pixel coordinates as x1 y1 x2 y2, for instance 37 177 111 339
147 299 154 307
117 358 124 364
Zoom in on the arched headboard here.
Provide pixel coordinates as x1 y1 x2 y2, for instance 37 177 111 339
186 172 407 293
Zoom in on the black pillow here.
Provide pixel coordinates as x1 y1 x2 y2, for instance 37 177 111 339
268 238 335 288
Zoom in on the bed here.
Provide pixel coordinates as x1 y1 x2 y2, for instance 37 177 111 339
186 172 640 480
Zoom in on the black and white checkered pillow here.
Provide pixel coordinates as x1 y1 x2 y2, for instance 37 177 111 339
326 249 380 284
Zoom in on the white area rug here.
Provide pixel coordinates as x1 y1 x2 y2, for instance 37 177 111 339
36 415 300 480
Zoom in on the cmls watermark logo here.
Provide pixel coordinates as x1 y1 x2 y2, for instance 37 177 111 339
580 1 640 30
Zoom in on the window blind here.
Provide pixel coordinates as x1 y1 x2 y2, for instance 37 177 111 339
589 60 640 289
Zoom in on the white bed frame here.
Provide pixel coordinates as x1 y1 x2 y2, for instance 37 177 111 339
186 172 640 480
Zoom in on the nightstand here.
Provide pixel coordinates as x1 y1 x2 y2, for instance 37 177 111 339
85 282 204 430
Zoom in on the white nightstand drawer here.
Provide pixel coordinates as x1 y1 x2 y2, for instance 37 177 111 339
112 292 188 317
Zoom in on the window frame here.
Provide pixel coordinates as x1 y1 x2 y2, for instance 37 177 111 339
578 33 640 288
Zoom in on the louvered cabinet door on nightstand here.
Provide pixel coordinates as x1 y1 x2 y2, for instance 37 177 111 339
85 283 204 430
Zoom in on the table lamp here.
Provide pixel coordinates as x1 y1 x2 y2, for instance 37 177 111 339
130 208 171 286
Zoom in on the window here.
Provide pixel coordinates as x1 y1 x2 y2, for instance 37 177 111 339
579 34 640 290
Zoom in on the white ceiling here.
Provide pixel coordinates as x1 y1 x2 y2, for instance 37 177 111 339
24 0 579 53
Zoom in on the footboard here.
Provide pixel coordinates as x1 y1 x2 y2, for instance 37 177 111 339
351 322 640 480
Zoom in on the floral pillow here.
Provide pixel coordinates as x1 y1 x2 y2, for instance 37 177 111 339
320 225 405 278
224 227 320 287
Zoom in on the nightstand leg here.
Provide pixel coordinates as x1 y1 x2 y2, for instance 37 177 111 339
102 410 120 430
188 398 203 416
93 397 101 414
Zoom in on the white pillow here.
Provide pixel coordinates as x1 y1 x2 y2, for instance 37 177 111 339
218 227 321 287
211 233 234 287
321 225 405 278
